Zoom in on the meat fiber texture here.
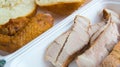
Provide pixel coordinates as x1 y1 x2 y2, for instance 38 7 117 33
76 9 119 67
46 15 91 67
45 15 106 67
103 9 120 33
101 9 120 67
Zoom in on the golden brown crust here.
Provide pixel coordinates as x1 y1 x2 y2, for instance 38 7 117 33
12 14 54 49
0 13 54 53
38 1 85 15
0 34 11 52
0 17 29 36
101 42 120 67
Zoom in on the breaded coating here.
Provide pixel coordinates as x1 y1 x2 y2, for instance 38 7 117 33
0 13 54 53
11 14 54 52
101 42 120 67
0 17 29 36
0 34 11 52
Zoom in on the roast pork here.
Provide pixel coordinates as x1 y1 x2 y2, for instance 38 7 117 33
101 9 120 67
45 15 106 67
76 14 119 67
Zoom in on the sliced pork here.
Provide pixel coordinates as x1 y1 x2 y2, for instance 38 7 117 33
100 9 120 67
45 31 71 65
90 22 106 44
103 9 120 33
46 15 91 67
45 15 106 67
55 16 91 67
76 16 119 67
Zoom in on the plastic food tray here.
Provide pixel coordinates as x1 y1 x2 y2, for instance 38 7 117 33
1 0 120 67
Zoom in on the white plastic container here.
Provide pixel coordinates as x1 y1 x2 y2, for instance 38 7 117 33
2 0 120 67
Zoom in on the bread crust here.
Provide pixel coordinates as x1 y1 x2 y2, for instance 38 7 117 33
36 0 86 15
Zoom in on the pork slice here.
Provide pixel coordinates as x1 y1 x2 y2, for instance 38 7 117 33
103 9 120 33
45 31 71 65
76 19 119 67
45 15 106 67
89 22 106 37
89 22 106 44
101 42 120 67
55 16 91 67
